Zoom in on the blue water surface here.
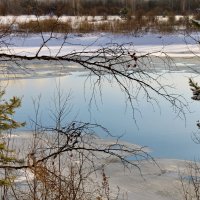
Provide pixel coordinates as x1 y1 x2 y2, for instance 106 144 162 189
3 64 200 161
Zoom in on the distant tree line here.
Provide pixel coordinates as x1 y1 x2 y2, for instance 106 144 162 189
0 0 199 16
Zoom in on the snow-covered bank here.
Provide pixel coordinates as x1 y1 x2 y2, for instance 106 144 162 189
4 132 192 200
2 33 200 58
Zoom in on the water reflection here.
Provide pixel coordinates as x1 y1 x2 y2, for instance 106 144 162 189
3 67 200 160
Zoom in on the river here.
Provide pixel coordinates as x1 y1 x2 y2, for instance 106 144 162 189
3 57 200 160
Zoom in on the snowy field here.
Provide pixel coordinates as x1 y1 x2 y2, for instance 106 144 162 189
1 32 200 58
0 15 198 58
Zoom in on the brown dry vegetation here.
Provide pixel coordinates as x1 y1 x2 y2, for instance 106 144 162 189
18 19 73 33
5 16 196 35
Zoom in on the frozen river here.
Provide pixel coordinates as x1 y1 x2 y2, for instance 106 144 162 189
3 56 200 160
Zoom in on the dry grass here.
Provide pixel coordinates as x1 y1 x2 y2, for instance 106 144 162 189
18 19 73 33
0 16 197 34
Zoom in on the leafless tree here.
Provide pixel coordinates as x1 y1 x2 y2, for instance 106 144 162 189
0 88 151 200
0 18 187 118
0 16 189 199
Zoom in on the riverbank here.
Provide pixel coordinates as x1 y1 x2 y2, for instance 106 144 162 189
6 132 192 200
4 132 191 200
1 32 200 58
